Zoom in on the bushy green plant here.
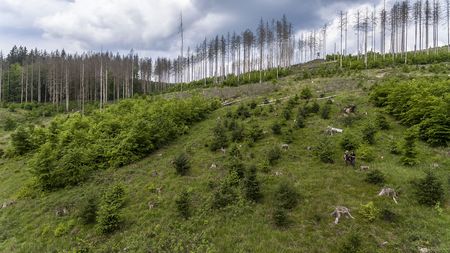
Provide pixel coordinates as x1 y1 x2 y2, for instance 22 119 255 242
315 137 335 163
380 208 397 222
357 145 375 162
271 122 282 135
321 103 331 119
244 165 261 203
339 233 362 253
267 146 282 165
247 123 264 143
413 172 444 206
274 181 299 210
173 153 190 176
365 169 385 185
272 205 289 227
235 104 251 119
175 190 190 219
295 114 305 129
401 131 417 166
10 126 35 155
283 108 292 120
375 114 390 130
96 184 126 234
340 132 360 151
210 121 228 151
359 201 380 222
212 173 238 209
3 117 17 131
362 123 377 144
310 101 320 114
79 197 98 225
389 139 401 155
300 87 313 99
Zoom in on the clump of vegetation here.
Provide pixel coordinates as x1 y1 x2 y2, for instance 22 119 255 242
357 145 375 162
272 205 289 228
389 139 401 155
9 126 36 156
247 122 264 144
271 122 282 135
3 117 17 131
300 87 313 100
340 132 360 151
321 103 331 119
295 114 305 129
212 173 239 209
365 170 385 185
310 101 320 114
401 131 418 166
173 153 190 176
359 201 380 222
175 190 190 219
79 197 98 225
338 233 362 253
375 114 390 130
244 165 262 203
210 120 228 151
412 172 445 206
274 181 300 210
283 108 292 120
362 123 377 145
267 146 282 165
235 104 251 119
96 184 126 234
315 137 335 163
380 208 397 222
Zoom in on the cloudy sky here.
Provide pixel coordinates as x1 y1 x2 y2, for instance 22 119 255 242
0 0 448 58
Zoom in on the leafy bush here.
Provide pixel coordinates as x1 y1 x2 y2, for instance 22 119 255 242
247 123 264 143
401 131 417 166
365 170 385 185
375 114 390 130
413 172 445 206
244 165 261 202
271 122 282 135
9 126 35 155
283 108 292 120
3 117 17 131
173 153 190 176
310 101 320 114
210 121 228 151
339 233 362 253
380 208 397 222
226 158 245 179
267 146 282 165
96 184 126 234
272 206 289 227
340 132 360 151
79 197 98 225
212 173 238 209
389 139 401 155
359 201 380 222
175 190 190 219
362 123 377 145
295 114 305 129
300 87 313 99
321 103 331 119
315 137 335 163
231 123 245 142
235 104 251 119
274 181 299 210
357 145 375 162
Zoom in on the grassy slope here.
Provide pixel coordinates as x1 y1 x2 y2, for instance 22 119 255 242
0 68 449 253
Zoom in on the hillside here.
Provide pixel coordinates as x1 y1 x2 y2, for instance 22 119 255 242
0 63 449 253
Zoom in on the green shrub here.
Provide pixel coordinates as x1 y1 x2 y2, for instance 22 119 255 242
401 131 417 166
10 126 35 155
226 158 245 179
300 87 313 99
310 101 320 114
283 129 294 144
79 197 98 225
365 170 385 185
357 145 375 162
375 114 390 130
295 114 305 129
339 233 362 253
3 117 17 131
321 103 331 119
212 174 238 209
340 132 360 151
283 108 292 120
247 123 264 143
244 165 262 202
173 153 190 176
362 123 377 144
54 220 76 237
230 123 245 142
210 121 228 151
271 122 282 135
272 206 289 227
175 190 190 219
380 208 397 222
315 137 335 163
274 181 299 210
359 201 380 222
389 139 401 155
413 172 445 206
267 146 282 165
235 104 251 119
96 184 126 234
